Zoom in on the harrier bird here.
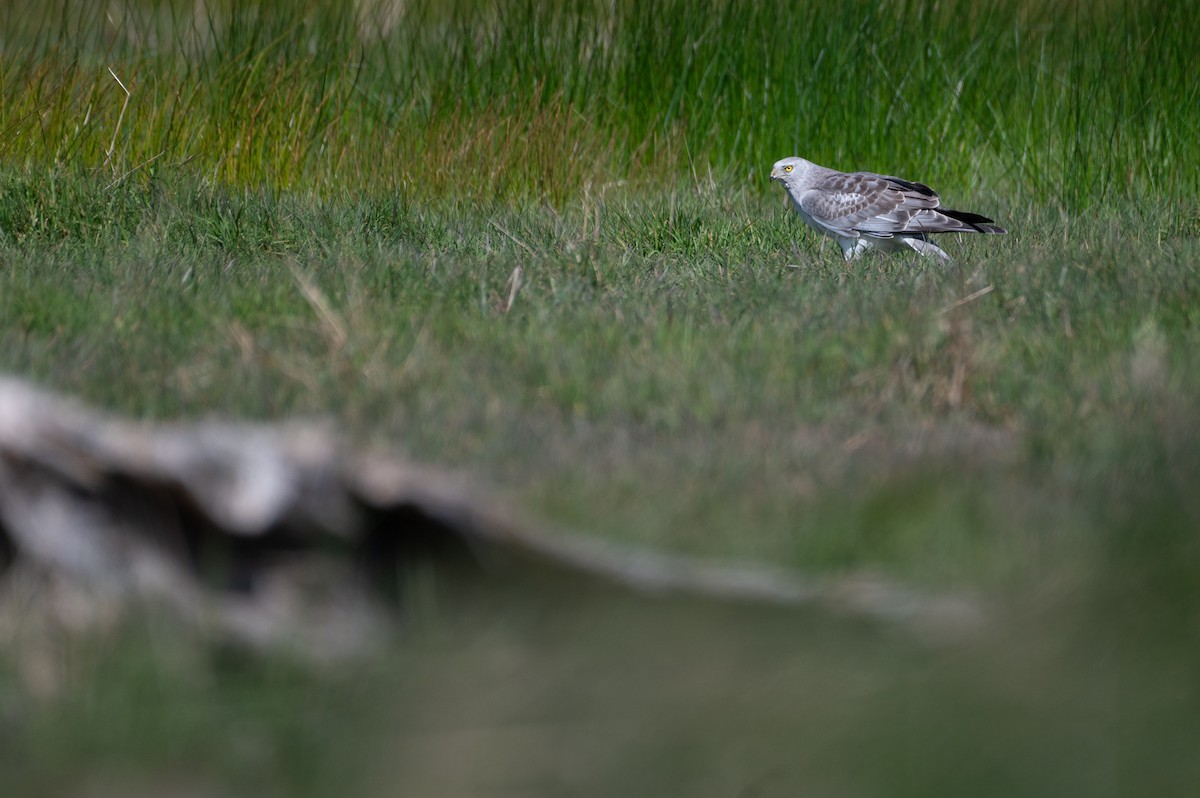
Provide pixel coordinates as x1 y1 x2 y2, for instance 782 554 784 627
769 156 1005 261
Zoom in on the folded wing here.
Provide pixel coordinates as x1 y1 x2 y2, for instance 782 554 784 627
799 172 1005 239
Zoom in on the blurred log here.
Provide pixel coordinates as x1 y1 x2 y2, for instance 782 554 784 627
0 378 981 667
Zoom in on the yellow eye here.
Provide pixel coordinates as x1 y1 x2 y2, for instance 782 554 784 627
783 165 793 173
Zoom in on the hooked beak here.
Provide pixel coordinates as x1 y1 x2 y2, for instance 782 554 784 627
769 166 781 181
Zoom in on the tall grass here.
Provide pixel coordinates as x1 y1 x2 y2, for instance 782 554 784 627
1 0 1196 206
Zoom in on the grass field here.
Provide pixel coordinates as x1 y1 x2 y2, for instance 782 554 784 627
2 0 1200 795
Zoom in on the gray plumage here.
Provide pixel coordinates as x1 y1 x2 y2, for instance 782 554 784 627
769 156 1005 261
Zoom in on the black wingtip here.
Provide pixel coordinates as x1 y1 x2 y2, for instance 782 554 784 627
885 176 938 197
941 208 1007 234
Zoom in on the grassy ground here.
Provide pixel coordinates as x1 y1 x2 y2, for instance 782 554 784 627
2 0 1200 795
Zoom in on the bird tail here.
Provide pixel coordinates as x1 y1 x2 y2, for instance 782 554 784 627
940 209 1006 234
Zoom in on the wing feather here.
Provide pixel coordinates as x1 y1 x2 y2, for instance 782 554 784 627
799 171 984 239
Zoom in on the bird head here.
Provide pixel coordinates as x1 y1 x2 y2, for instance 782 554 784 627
769 156 809 186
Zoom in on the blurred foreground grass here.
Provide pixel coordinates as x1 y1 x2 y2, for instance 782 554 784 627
5 549 1200 797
